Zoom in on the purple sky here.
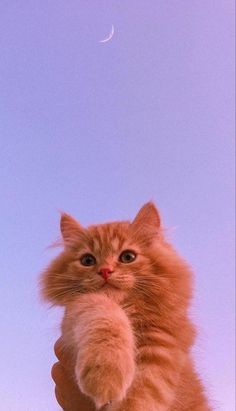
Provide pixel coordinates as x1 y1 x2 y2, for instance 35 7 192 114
0 2 235 410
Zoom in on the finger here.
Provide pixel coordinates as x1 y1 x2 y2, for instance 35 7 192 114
54 337 65 360
54 338 74 369
51 362 64 384
51 362 76 389
52 363 95 411
52 362 82 397
55 386 69 410
53 366 79 411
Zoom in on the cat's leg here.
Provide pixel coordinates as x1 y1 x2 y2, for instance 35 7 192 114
75 336 135 410
62 294 136 410
109 341 186 411
108 367 181 411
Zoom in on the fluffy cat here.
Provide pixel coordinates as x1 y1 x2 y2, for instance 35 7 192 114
41 202 211 410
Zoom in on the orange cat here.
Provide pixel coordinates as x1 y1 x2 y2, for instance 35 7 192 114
41 202 211 410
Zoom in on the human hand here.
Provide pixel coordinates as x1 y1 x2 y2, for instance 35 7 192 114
51 337 96 411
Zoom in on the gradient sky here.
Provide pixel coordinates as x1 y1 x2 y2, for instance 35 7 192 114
0 2 235 410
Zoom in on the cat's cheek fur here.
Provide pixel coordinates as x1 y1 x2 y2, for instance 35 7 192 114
62 294 136 410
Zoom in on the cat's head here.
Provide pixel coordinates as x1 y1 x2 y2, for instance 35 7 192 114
40 202 192 308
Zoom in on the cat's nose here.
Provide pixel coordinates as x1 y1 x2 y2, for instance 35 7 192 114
98 268 113 281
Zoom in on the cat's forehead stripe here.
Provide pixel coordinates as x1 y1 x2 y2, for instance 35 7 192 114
111 236 122 250
87 224 128 254
92 227 103 251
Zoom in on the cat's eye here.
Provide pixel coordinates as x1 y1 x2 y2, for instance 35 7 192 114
80 254 96 266
119 250 136 264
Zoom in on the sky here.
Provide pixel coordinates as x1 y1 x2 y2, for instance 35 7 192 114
0 1 235 410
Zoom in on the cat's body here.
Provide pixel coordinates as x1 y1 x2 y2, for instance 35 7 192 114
41 203 211 410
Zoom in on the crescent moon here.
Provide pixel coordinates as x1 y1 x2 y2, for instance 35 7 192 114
99 25 114 43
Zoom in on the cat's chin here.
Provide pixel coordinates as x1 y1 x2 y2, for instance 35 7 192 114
98 283 127 303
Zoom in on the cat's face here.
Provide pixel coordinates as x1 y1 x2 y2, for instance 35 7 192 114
41 202 162 305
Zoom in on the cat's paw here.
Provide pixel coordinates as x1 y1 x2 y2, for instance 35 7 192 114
75 359 134 410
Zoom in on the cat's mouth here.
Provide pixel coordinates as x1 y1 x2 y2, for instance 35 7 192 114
99 280 126 303
101 280 120 290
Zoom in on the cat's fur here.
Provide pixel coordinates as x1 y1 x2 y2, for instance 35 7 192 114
41 202 211 410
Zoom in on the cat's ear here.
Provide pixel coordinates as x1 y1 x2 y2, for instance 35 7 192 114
130 202 161 239
60 213 85 247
